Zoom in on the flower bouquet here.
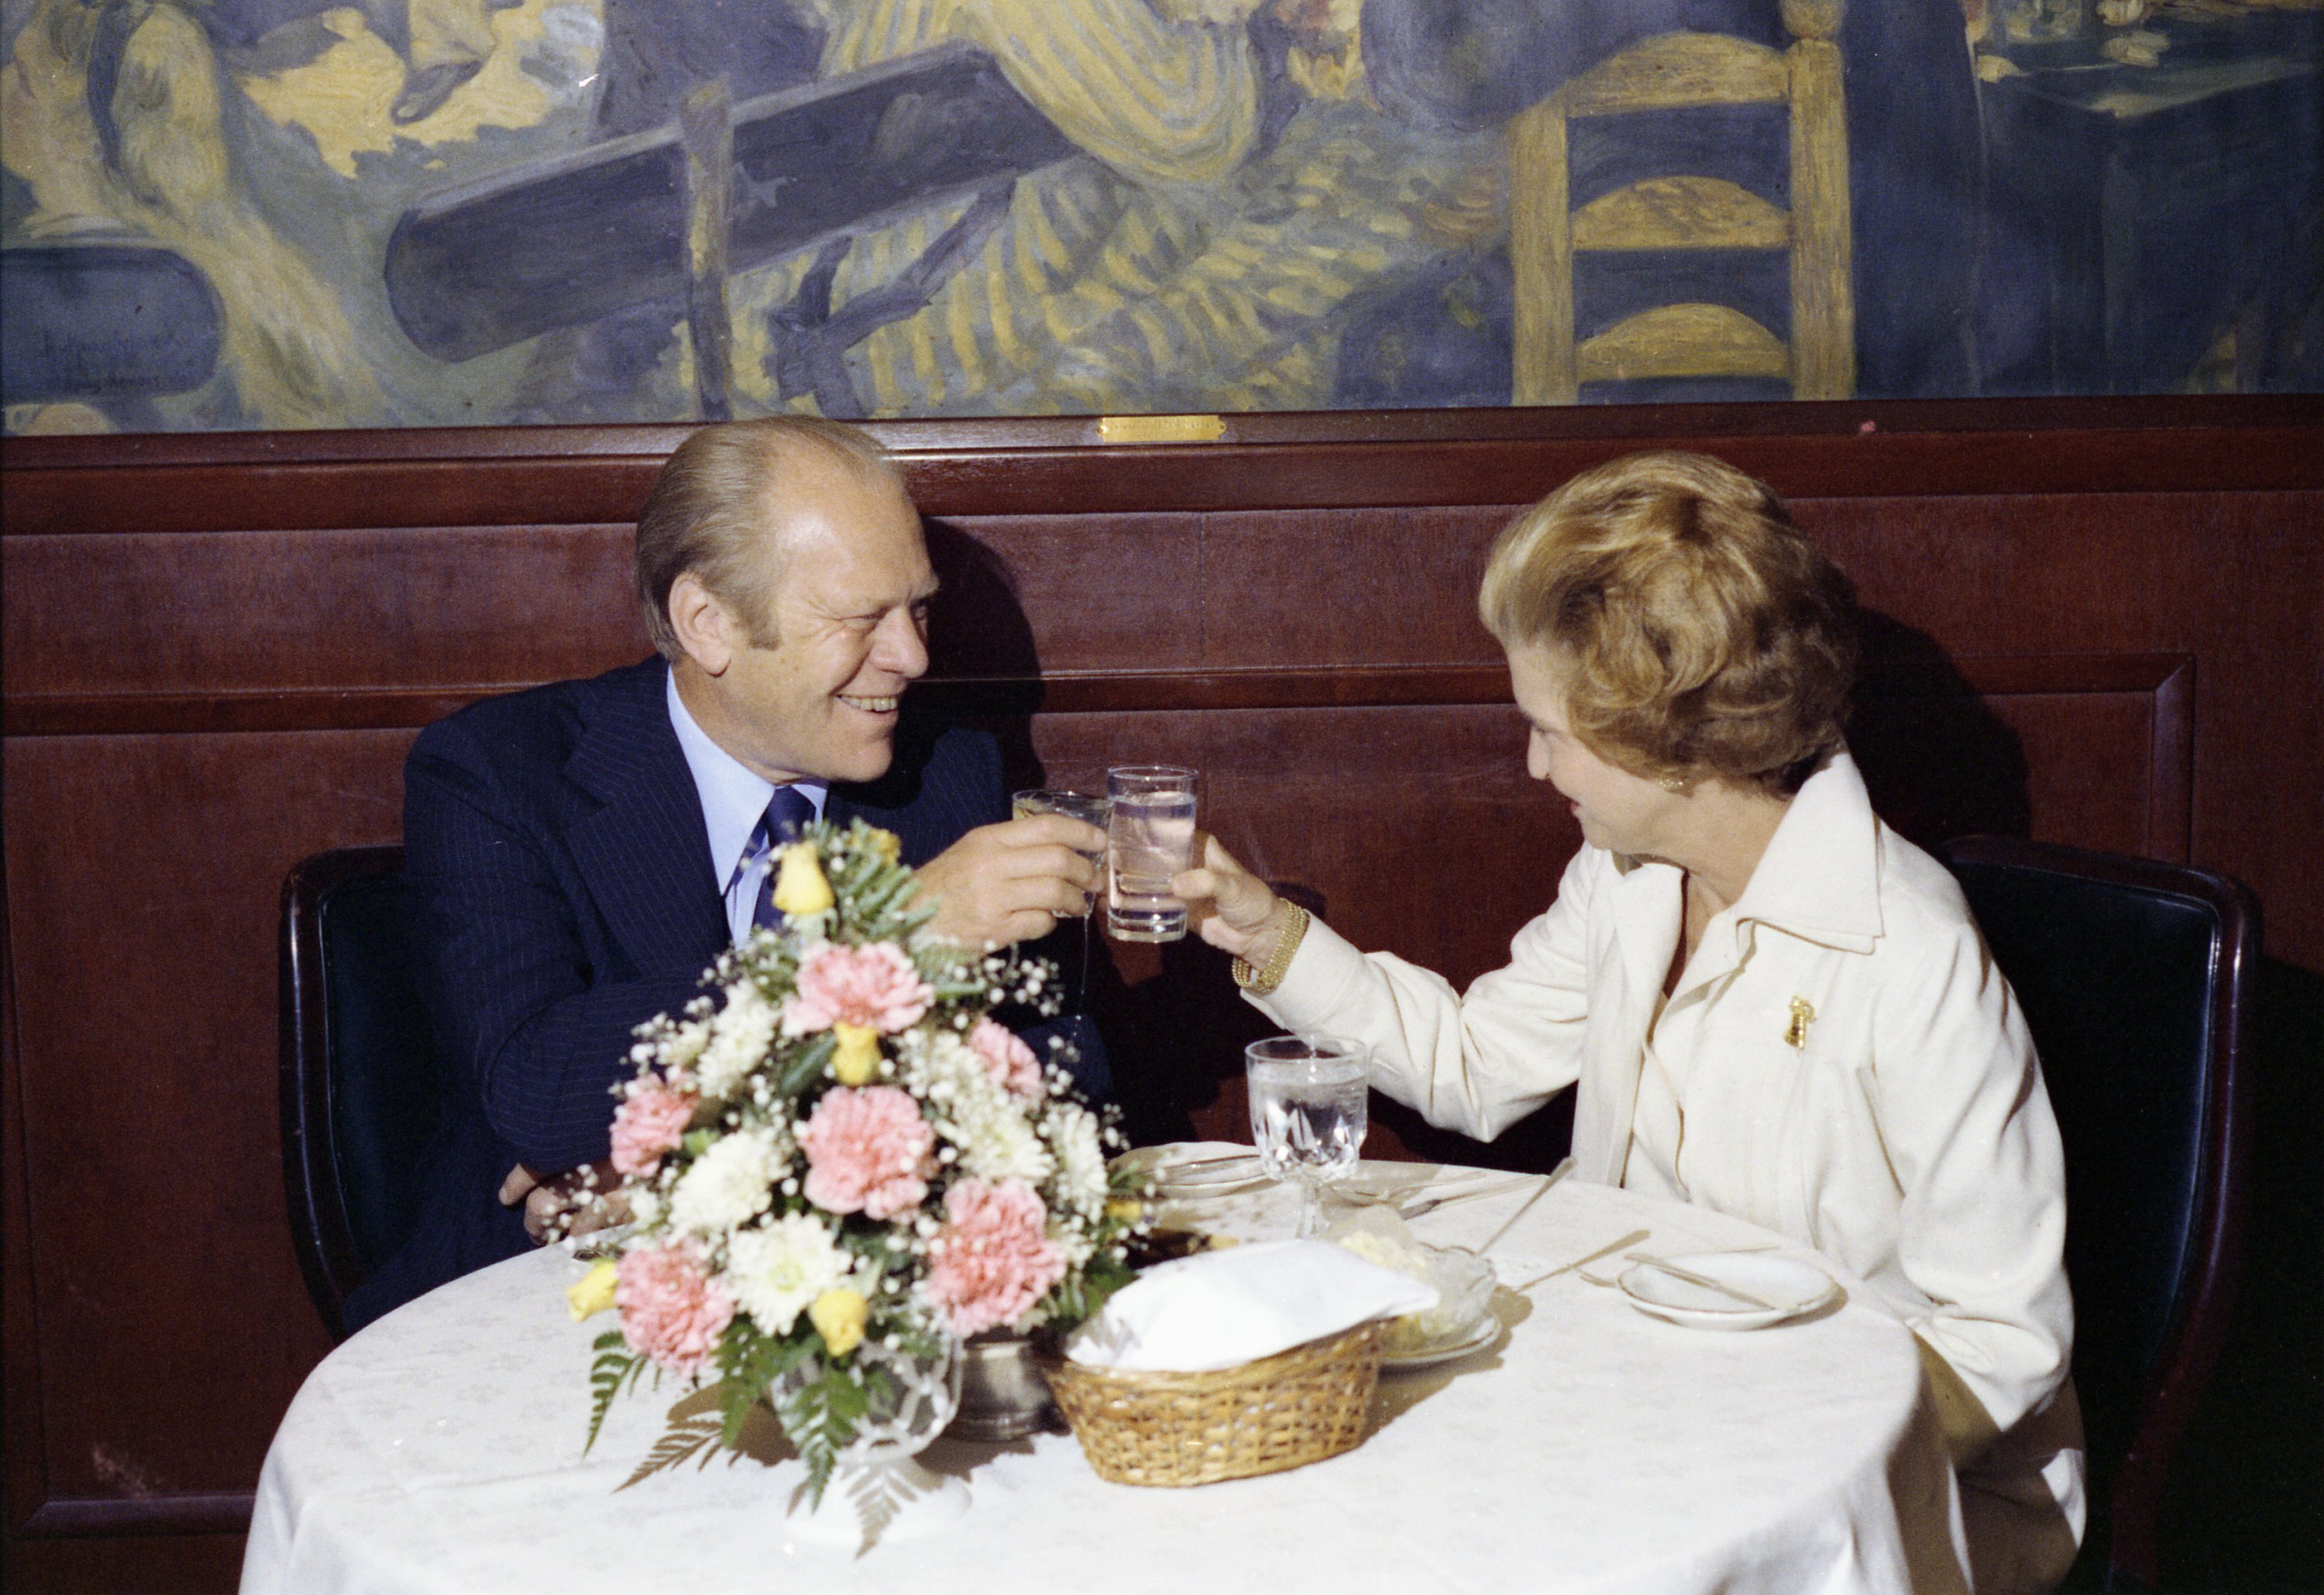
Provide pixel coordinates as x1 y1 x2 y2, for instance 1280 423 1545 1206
566 818 1144 1504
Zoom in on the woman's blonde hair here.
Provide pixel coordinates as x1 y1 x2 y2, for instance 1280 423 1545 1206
1478 451 1857 796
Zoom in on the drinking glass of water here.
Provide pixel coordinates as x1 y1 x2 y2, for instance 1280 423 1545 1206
1010 789 1109 916
1105 765 1197 943
1246 1035 1370 1239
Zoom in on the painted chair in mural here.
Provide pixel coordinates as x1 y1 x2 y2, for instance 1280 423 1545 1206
1506 0 1854 404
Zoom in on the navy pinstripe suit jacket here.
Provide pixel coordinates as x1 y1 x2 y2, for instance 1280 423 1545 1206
346 657 1043 1329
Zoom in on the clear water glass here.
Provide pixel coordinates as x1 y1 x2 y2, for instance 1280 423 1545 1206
1010 789 1109 916
1105 765 1197 943
1246 1035 1370 1238
1011 789 1109 1015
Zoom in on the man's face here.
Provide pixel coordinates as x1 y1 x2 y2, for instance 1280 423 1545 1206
710 458 937 785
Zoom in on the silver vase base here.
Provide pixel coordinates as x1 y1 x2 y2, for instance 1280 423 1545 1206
946 1406 1061 1442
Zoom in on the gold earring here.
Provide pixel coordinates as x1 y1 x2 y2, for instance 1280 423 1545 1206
1658 774 1687 793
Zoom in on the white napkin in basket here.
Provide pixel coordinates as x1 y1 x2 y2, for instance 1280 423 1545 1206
1064 1240 1439 1373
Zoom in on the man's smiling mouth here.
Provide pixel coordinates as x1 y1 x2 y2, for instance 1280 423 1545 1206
838 694 900 713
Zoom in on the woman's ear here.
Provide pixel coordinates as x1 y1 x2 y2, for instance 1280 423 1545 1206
668 572 737 676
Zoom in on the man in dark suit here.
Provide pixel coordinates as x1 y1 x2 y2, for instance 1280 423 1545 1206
345 418 1104 1330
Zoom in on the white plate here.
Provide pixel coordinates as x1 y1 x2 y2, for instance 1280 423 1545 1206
1142 1153 1270 1197
1336 1164 1494 1200
1380 1314 1500 1372
1617 1252 1840 1331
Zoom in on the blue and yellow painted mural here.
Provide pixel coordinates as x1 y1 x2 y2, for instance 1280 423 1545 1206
2 0 2317 432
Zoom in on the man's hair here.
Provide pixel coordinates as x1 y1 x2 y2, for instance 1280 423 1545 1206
1477 450 1858 797
634 417 905 662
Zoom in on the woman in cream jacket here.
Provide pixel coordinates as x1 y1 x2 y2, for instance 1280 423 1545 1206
1177 452 2085 1594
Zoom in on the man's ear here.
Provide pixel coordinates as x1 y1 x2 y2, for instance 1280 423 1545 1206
668 572 737 676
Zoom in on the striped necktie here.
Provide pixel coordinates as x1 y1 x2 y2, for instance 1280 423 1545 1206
751 786 820 932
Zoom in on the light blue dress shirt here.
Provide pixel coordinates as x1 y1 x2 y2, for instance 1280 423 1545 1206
666 671 827 947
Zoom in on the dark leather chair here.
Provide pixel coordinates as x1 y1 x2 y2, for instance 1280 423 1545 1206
1940 837 2257 1595
279 846 439 1340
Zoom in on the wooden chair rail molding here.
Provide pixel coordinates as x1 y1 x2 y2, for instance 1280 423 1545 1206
3 397 2319 1593
5 395 2319 530
2 651 2192 737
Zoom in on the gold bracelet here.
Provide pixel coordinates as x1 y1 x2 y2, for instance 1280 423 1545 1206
1232 903 1311 995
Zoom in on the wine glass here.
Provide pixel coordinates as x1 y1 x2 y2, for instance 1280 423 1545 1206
1246 1035 1370 1239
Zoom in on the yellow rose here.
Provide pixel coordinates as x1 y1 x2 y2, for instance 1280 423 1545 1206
566 1258 618 1322
809 1287 868 1356
830 1022 882 1085
866 827 902 863
1104 1198 1145 1224
771 842 835 917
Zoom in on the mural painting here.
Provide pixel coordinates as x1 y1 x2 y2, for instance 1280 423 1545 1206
2 0 2317 434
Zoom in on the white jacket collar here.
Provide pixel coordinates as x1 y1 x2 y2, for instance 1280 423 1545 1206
1724 749 1883 955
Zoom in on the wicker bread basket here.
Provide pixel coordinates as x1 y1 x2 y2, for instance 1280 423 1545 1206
1044 1322 1387 1487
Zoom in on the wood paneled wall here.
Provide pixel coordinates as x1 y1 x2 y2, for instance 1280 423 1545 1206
5 397 2320 1591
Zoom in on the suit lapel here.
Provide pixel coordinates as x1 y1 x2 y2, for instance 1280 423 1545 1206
562 662 729 978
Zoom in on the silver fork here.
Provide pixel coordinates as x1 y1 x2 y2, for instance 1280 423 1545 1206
1337 1177 1530 1221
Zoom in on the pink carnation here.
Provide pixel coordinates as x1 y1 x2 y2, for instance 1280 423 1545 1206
609 1080 697 1177
615 1241 733 1377
799 1086 933 1219
783 942 933 1035
968 1017 1044 1098
924 1178 1065 1337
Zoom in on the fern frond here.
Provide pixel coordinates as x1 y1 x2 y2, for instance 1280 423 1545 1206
714 1321 815 1449
615 1413 724 1490
585 1332 644 1454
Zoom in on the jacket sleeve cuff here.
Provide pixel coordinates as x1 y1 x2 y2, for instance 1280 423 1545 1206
1239 914 1367 1033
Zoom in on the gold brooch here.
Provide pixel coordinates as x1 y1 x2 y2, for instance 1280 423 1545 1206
1785 997 1816 1050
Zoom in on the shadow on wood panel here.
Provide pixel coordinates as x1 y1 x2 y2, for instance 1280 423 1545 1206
1851 610 2035 851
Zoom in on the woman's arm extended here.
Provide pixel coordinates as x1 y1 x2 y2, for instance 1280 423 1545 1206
1177 836 1598 1141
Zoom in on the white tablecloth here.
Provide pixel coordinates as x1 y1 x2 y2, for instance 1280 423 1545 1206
242 1158 1968 1595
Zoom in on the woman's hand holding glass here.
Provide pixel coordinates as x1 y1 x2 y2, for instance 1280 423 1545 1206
1171 835 1301 970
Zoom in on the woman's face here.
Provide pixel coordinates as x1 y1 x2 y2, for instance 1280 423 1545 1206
1508 644 1686 858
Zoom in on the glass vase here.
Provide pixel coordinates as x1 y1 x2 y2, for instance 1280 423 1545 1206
774 1336 967 1548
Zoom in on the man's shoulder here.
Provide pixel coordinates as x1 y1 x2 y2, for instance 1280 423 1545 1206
833 712 1006 858
411 658 665 775
916 717 1003 781
844 711 999 794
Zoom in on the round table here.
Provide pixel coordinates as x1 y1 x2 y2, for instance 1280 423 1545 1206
241 1156 1969 1594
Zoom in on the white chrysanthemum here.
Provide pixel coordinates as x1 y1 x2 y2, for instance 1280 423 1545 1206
727 1212 848 1335
694 982 776 1099
1043 1102 1109 1220
955 1101 1054 1188
667 1127 785 1239
898 1029 1053 1187
659 1016 710 1073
